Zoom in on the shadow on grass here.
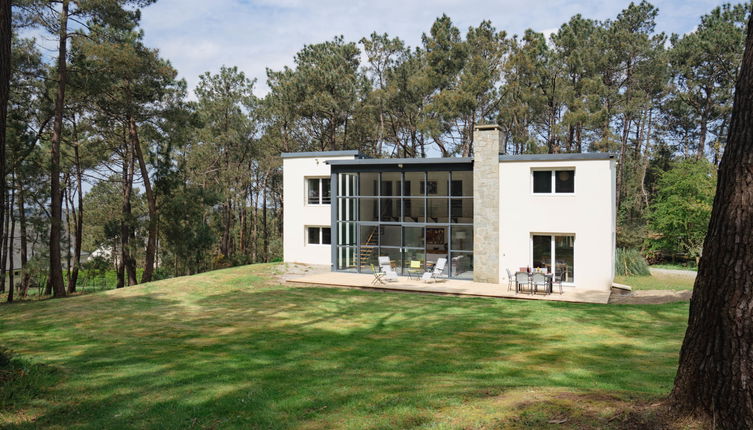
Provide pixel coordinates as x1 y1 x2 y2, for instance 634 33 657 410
0 278 689 429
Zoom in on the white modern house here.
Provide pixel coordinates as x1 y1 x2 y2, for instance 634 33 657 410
282 125 617 293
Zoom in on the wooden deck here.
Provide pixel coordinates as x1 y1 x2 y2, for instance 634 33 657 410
287 272 611 304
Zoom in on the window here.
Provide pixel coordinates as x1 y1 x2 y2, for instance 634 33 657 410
306 227 331 245
532 169 575 194
334 168 473 279
533 171 552 193
307 178 331 204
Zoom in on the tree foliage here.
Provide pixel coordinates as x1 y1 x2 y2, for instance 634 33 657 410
646 159 716 261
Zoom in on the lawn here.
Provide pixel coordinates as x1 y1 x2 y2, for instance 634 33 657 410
615 272 695 291
0 264 689 429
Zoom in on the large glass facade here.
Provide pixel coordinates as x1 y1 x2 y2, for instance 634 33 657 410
333 168 473 279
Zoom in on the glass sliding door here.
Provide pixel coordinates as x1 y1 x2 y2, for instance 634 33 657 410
555 236 575 282
532 234 575 283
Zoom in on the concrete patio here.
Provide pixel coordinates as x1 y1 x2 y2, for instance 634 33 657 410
286 271 611 304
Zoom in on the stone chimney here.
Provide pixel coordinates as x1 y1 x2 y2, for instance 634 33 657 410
472 124 504 284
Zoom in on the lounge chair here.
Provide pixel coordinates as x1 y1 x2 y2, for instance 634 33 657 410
421 258 447 283
378 256 399 282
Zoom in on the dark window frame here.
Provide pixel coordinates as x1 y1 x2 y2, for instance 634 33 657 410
532 169 575 194
307 178 332 205
306 226 332 245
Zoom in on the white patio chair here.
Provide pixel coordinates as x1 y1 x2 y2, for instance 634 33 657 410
422 258 447 283
515 271 530 294
506 268 514 291
378 256 399 282
531 272 549 295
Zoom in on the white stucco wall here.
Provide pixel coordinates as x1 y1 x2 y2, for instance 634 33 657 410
283 153 357 266
499 159 617 291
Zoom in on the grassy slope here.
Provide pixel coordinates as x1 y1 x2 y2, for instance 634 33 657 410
0 264 689 429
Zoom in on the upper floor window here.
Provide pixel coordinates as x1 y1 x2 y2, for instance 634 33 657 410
533 169 575 194
307 178 331 205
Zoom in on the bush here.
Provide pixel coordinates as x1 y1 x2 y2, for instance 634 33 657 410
615 248 650 276
0 348 56 412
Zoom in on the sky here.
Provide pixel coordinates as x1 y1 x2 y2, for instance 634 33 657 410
136 0 729 97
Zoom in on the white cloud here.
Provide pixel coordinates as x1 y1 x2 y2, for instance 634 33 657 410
135 0 723 97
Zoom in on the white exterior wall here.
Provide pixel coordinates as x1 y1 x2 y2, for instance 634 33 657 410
282 154 356 266
499 159 617 291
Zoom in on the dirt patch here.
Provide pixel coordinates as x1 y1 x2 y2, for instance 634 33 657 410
482 390 709 430
610 289 692 304
276 263 331 283
649 268 697 279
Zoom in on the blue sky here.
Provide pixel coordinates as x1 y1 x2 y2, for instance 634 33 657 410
134 0 728 95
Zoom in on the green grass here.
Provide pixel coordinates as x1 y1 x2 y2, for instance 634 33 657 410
615 271 696 291
0 264 689 429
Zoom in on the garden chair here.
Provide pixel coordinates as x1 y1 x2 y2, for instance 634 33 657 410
421 258 447 283
407 260 423 280
531 272 549 295
378 256 399 282
553 271 564 294
506 268 514 291
515 271 530 294
370 264 385 285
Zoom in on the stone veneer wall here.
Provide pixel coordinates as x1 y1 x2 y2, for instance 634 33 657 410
472 125 503 284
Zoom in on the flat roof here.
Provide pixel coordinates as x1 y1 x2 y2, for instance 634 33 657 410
499 153 616 162
281 150 363 159
283 150 614 163
327 157 472 166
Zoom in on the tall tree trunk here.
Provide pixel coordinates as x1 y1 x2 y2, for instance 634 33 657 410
120 139 137 287
670 14 753 429
6 171 14 302
16 181 29 299
0 191 9 294
68 142 83 292
130 117 156 282
48 0 69 298
64 179 71 288
0 0 10 295
263 177 269 263
252 188 258 262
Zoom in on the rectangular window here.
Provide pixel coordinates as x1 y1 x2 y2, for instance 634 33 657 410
554 170 574 193
306 227 331 245
532 169 575 194
532 171 552 193
307 227 320 244
307 178 331 204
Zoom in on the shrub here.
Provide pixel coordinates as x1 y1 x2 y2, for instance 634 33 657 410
0 348 56 412
615 248 650 276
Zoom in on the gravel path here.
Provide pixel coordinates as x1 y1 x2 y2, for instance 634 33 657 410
649 268 697 278
609 289 692 305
